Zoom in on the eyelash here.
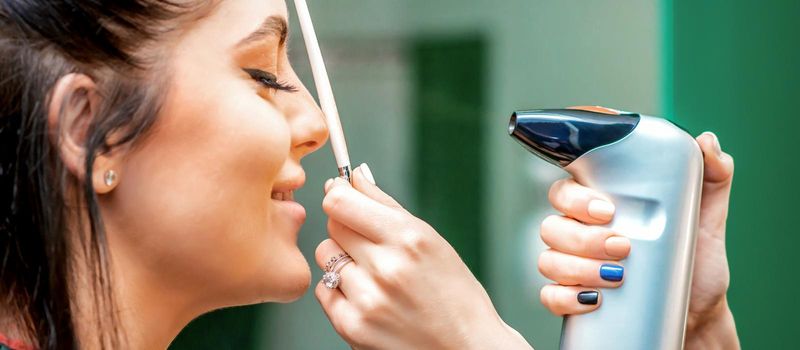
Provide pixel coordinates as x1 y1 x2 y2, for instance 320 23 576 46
242 68 297 92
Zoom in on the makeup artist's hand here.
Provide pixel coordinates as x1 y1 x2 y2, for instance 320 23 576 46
538 132 740 349
315 164 531 350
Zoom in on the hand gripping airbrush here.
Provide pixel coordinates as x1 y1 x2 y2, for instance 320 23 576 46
509 106 704 350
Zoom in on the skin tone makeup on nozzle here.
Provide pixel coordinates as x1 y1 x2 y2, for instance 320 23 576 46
0 0 739 349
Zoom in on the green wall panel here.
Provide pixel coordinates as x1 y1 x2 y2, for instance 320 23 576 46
672 0 800 347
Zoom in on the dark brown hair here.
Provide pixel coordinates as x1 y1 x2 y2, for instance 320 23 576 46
0 1 205 348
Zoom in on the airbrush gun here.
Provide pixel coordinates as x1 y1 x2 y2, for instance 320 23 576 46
509 106 704 349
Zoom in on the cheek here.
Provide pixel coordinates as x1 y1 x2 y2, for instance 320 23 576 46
109 75 297 293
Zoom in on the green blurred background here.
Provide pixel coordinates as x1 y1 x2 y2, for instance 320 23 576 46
171 0 798 348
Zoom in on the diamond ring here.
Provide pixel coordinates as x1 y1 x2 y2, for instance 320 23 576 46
322 253 354 289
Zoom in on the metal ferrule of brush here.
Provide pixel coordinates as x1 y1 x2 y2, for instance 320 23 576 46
338 165 352 183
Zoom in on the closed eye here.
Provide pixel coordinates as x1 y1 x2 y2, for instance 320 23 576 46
243 68 297 92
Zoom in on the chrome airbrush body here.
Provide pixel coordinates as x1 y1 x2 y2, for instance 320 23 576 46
509 107 703 350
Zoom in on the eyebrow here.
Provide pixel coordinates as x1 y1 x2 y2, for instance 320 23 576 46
236 15 288 48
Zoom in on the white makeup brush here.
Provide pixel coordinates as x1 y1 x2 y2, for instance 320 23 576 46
293 0 352 182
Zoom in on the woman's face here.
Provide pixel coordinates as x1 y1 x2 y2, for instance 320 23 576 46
102 0 327 307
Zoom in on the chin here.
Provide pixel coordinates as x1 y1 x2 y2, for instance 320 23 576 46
274 263 312 303
265 248 313 303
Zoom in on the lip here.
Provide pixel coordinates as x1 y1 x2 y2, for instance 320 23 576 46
272 176 306 194
271 172 307 224
273 199 307 225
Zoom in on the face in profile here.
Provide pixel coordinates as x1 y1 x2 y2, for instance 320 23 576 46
100 0 328 310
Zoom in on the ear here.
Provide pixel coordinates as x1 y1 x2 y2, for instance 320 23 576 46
48 73 119 194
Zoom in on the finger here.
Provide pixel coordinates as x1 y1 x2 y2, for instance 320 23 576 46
696 132 735 236
697 132 735 186
540 215 631 260
322 177 403 242
351 163 407 212
538 249 624 288
315 238 350 271
549 178 616 224
328 219 378 262
540 284 602 316
314 280 360 342
314 238 362 297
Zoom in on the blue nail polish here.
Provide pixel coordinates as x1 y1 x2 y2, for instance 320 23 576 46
600 264 624 282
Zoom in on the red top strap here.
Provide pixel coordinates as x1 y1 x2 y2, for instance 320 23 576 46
0 332 35 350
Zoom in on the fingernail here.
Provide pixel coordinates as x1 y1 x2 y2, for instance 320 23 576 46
333 177 350 186
604 236 631 258
324 178 334 192
703 131 722 158
359 163 376 185
577 291 599 305
600 264 624 282
588 199 615 221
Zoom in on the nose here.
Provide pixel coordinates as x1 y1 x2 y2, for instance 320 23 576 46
283 77 329 160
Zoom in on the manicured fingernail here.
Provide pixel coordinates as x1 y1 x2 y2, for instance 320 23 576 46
604 236 631 258
577 291 599 305
600 264 624 282
588 199 615 221
703 131 722 158
324 178 334 192
359 163 376 185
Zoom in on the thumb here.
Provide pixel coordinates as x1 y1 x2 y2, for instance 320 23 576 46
351 163 408 212
696 132 735 236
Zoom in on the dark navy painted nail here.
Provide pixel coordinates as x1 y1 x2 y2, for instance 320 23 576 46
600 264 624 282
577 291 599 305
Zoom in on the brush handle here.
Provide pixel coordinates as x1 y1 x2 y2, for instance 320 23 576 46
293 0 351 170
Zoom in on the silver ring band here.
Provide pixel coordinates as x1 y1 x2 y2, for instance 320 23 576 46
330 256 353 273
324 253 349 271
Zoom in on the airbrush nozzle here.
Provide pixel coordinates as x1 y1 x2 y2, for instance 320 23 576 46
508 107 640 167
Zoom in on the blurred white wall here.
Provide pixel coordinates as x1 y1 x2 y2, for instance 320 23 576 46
259 1 662 349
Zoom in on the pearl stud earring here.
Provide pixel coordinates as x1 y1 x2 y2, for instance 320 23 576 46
104 170 117 187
